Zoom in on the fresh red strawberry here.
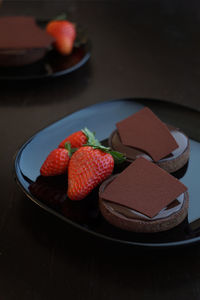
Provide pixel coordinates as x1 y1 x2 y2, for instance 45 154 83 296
59 130 87 149
59 128 100 149
67 145 125 201
40 145 71 176
46 20 76 55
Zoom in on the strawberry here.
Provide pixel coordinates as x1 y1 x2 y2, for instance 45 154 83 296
59 130 87 149
67 145 125 201
46 19 76 55
40 144 71 176
59 128 100 149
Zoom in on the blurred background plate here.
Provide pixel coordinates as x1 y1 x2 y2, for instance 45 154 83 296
0 20 91 80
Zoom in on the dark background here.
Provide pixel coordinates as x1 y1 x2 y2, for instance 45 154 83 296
1 1 200 299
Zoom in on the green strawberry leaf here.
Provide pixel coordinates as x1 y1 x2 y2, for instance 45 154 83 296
74 25 88 47
54 13 68 21
85 144 126 165
109 150 126 165
82 127 125 164
82 127 101 147
64 142 77 157
64 141 71 151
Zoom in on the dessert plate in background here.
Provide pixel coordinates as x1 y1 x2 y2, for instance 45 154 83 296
0 20 91 80
14 98 200 248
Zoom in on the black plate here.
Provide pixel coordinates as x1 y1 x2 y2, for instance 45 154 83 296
0 21 91 80
14 99 200 248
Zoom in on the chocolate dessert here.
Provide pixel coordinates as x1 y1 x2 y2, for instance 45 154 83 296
109 107 190 173
0 16 54 66
99 157 189 232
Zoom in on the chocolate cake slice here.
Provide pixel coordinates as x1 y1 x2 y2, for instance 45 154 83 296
109 107 190 173
0 16 54 66
99 157 189 232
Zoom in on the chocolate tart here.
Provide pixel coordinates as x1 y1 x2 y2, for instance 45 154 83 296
108 107 190 173
99 175 189 233
0 48 48 67
109 126 190 173
0 16 54 66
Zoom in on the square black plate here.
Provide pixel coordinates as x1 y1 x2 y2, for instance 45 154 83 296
14 98 200 248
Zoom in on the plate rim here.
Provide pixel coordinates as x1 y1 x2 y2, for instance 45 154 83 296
13 97 200 248
0 41 91 81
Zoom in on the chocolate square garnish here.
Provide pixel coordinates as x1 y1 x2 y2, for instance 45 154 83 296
101 157 187 218
116 107 178 162
0 16 53 49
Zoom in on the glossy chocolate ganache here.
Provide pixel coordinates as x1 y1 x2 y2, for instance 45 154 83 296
0 16 54 66
109 107 190 173
99 158 189 233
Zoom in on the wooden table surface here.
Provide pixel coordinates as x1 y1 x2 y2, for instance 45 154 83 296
1 1 200 299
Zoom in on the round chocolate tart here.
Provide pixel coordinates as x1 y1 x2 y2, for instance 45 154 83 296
0 16 54 67
0 48 48 67
99 175 189 233
109 126 190 173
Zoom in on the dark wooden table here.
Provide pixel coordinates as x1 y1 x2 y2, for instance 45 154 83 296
1 1 200 299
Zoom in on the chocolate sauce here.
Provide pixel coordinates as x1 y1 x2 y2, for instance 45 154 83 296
110 127 189 174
